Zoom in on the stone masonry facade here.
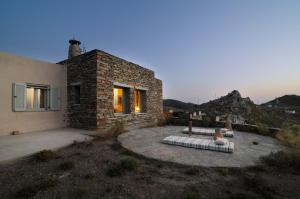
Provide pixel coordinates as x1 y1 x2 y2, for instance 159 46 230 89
59 50 163 131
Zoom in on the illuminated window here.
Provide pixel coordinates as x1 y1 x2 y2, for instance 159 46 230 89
114 86 130 114
26 87 34 109
26 85 48 111
134 90 141 113
114 87 123 113
134 90 146 113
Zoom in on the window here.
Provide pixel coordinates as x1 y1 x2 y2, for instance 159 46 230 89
13 83 60 112
114 87 123 113
26 85 48 111
134 90 141 113
134 90 146 113
113 87 130 114
74 85 81 104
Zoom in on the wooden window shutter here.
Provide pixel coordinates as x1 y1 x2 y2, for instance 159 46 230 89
50 86 61 110
13 83 26 111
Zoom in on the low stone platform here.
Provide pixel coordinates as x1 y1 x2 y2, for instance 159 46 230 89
118 126 285 167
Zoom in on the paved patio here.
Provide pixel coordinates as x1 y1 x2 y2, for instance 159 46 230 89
118 126 286 167
0 128 93 163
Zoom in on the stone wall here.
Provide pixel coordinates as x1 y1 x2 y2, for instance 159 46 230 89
59 52 98 130
60 50 163 131
95 50 163 130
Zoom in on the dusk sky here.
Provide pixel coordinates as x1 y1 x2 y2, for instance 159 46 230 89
1 0 299 104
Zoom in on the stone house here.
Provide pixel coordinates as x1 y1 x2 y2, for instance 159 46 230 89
0 40 163 136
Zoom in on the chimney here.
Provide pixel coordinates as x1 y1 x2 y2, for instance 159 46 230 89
68 39 81 58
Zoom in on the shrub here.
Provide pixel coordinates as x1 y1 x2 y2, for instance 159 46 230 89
217 168 229 176
15 177 58 198
84 173 95 179
106 163 124 177
157 113 171 126
34 150 58 162
261 151 300 172
110 120 126 136
76 186 89 197
256 123 269 135
106 158 140 177
229 192 259 199
58 161 75 171
185 167 200 175
94 121 127 141
243 174 277 198
276 124 300 149
183 191 201 199
110 142 122 151
120 158 140 170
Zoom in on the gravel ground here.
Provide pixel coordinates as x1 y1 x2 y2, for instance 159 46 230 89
0 135 299 199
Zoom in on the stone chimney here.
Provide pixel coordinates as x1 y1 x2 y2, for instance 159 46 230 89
68 39 81 59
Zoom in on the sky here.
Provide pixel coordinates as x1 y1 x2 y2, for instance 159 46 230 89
1 0 300 104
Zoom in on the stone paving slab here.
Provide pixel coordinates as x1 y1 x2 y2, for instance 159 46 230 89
118 126 286 167
0 128 93 163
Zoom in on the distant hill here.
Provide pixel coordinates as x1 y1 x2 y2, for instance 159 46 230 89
262 95 300 107
199 90 255 116
163 99 199 111
198 90 274 125
164 91 300 127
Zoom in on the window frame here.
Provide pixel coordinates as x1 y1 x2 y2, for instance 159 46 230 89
25 84 49 112
134 89 146 113
12 83 60 112
113 86 130 114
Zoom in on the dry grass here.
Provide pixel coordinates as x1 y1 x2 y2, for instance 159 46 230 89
261 124 300 173
276 124 300 149
261 151 300 172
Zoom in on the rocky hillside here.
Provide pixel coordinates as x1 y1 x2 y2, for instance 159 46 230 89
262 95 300 108
199 90 254 116
164 91 300 127
198 90 273 125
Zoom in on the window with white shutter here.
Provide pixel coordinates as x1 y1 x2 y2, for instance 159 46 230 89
12 83 59 112
50 86 61 110
13 83 26 111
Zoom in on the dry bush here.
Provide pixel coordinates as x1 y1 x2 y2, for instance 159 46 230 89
261 151 300 172
58 160 75 171
34 150 59 162
76 185 89 197
157 113 171 126
110 120 127 136
255 123 269 135
120 157 140 171
94 120 127 141
243 174 277 198
106 163 124 177
276 124 300 149
106 157 140 177
15 177 58 198
184 167 200 175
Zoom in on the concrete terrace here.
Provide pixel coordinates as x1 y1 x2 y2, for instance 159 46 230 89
118 126 286 167
0 128 93 163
